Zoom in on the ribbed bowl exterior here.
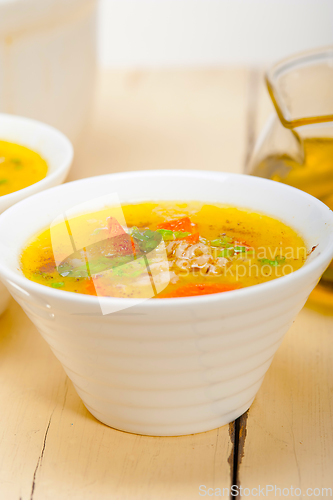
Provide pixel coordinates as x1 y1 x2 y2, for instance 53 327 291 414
6 277 317 436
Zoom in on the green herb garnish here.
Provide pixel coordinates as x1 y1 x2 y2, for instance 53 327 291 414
156 228 191 241
156 229 174 241
258 255 286 266
131 228 162 253
112 259 147 278
87 256 117 275
51 282 65 288
234 246 248 253
173 231 191 239
218 248 235 258
210 237 233 248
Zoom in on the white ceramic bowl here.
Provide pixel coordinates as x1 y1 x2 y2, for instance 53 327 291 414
0 170 332 436
0 113 73 314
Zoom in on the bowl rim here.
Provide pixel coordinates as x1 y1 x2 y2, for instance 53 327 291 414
0 169 333 310
0 112 74 207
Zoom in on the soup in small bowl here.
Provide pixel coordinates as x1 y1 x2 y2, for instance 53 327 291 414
0 139 48 197
0 170 332 436
0 113 73 314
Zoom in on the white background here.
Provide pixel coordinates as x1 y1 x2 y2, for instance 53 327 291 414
97 0 333 68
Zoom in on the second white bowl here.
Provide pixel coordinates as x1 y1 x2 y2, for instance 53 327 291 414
0 113 73 314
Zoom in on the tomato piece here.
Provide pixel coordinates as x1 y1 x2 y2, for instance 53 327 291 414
157 217 198 242
107 217 126 238
101 233 135 257
159 283 239 298
157 217 197 234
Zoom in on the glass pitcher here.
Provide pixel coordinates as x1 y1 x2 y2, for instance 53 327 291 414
248 46 333 310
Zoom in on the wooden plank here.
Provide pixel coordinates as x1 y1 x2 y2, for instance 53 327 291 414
0 68 251 500
0 302 234 500
238 71 333 495
237 309 333 495
0 301 67 500
33 397 233 500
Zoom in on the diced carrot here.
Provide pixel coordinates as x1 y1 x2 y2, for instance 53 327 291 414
159 282 239 298
130 236 137 257
157 217 197 234
85 279 97 296
107 217 125 238
181 232 199 243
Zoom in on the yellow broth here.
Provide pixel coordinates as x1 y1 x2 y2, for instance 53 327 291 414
20 201 307 299
0 140 48 196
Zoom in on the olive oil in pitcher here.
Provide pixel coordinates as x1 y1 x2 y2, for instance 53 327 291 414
248 47 333 310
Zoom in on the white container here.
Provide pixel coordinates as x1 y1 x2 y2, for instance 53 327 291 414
0 171 332 436
0 0 97 144
0 113 73 315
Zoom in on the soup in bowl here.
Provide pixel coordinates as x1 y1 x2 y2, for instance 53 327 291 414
20 201 307 299
0 170 332 436
0 113 73 314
